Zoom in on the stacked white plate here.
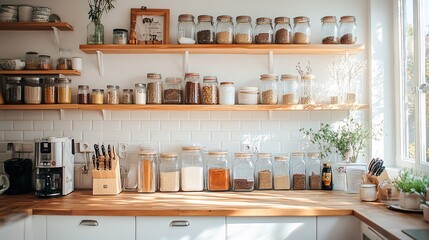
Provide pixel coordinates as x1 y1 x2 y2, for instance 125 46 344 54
0 5 18 22
32 6 51 22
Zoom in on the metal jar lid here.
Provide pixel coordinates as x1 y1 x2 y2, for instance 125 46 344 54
256 17 272 25
44 77 57 84
178 14 195 22
236 15 251 23
6 76 22 83
92 88 104 93
24 77 40 84
39 55 50 58
198 15 213 22
57 78 71 84
217 15 232 22
78 85 89 89
321 16 337 23
135 83 146 88
113 28 128 33
107 85 120 89
275 17 290 24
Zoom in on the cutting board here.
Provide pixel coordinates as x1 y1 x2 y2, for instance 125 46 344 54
402 229 429 240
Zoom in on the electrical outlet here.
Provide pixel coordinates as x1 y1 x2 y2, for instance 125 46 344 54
79 142 94 153
118 143 128 158
241 142 261 154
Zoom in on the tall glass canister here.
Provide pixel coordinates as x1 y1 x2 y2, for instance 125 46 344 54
260 74 278 104
178 14 196 44
202 76 218 105
274 17 292 44
77 85 90 104
232 153 254 192
299 74 315 104
181 146 204 191
138 151 157 193
273 156 290 190
43 78 57 104
159 153 180 192
307 152 322 190
279 74 299 104
255 153 273 190
235 15 253 44
57 78 72 104
216 15 234 44
321 16 338 44
196 15 215 44
146 73 162 104
184 73 201 104
291 152 306 190
5 77 23 104
254 17 273 44
293 16 311 44
339 16 357 44
207 151 230 191
134 83 146 105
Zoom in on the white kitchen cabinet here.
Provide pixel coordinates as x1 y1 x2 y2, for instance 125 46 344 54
317 216 360 240
136 216 226 240
32 215 47 240
46 215 135 240
226 216 316 240
0 217 26 240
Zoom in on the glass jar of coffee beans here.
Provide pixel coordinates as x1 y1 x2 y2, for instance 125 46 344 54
274 17 292 44
146 73 163 104
184 73 201 104
196 15 215 44
339 16 357 44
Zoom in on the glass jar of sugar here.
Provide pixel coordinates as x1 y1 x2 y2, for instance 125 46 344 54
180 146 204 192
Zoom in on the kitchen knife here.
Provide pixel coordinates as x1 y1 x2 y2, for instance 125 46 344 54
92 154 96 168
108 144 112 170
101 145 107 170
368 158 376 174
376 166 385 176
94 144 100 170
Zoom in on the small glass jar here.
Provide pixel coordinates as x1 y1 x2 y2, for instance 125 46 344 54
184 73 201 104
207 151 230 191
255 153 273 190
219 82 235 105
77 85 90 104
274 17 292 44
279 74 299 104
307 153 321 190
181 146 204 191
146 73 162 104
57 78 72 104
260 74 278 104
122 89 133 104
299 74 314 104
254 17 273 44
25 51 39 70
322 163 333 190
216 15 234 44
159 153 180 192
38 55 52 70
163 77 182 104
235 15 253 44
293 16 311 44
291 152 306 190
178 14 196 44
134 83 146 105
5 77 23 104
238 87 258 105
202 76 218 105
24 77 42 104
138 151 157 193
106 85 120 104
321 16 339 44
43 78 57 104
360 184 377 201
57 57 68 70
91 89 104 104
273 156 290 190
113 28 128 45
232 153 254 192
339 16 357 44
196 15 215 44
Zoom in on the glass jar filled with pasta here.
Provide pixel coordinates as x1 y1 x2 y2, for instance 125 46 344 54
57 78 72 104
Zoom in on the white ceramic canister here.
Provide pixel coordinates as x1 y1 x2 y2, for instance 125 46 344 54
360 184 377 202
219 82 235 105
238 87 258 105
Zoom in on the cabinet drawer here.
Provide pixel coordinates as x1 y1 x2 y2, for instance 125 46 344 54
46 215 135 240
136 216 226 240
0 218 25 240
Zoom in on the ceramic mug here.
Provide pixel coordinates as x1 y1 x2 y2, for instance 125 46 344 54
72 57 83 71
0 174 10 195
18 5 32 22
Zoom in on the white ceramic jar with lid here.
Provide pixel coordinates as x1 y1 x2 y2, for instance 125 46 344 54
360 184 377 201
238 87 258 105
219 82 235 105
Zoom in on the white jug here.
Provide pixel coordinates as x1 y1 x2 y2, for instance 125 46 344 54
0 174 10 195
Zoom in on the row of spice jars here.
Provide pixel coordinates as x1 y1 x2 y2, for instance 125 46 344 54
24 51 76 70
4 77 72 104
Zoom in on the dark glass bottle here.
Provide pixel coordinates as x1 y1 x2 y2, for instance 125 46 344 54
322 163 333 190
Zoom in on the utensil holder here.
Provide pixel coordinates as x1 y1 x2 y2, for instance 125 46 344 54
365 169 389 186
92 155 122 195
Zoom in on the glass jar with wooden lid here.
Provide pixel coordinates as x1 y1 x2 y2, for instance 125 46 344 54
91 89 104 104
181 146 204 191
202 76 218 105
178 14 196 44
274 17 292 44
216 15 234 44
339 16 357 44
57 78 72 104
184 73 201 104
43 77 57 104
273 156 290 190
138 150 157 193
146 73 162 104
196 15 215 44
260 74 278 104
255 153 273 190
254 17 273 44
321 16 339 44
279 74 299 104
159 153 180 192
235 15 253 44
232 153 254 192
163 77 182 104
207 150 230 191
293 16 311 44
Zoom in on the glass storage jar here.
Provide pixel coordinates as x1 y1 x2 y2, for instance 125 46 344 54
24 77 42 104
273 156 290 190
255 153 273 190
138 151 157 193
238 87 258 105
25 51 38 70
232 153 254 192
299 74 314 104
274 17 292 44
57 57 68 70
77 85 90 104
219 82 235 105
321 16 338 44
254 17 273 44
5 77 23 104
293 16 311 44
291 152 306 190
146 73 162 104
38 55 52 70
196 15 215 44
43 78 57 104
159 153 180 192
181 146 204 191
207 151 230 191
307 153 321 190
178 14 196 44
279 74 299 104
235 15 253 44
106 85 120 104
260 74 278 104
113 28 128 44
322 163 333 190
184 73 201 104
122 89 133 104
91 89 104 104
202 76 218 105
339 16 357 44
216 15 234 44
163 77 182 104
57 78 72 104
134 83 147 105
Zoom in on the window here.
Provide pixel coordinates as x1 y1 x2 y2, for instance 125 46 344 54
397 0 428 169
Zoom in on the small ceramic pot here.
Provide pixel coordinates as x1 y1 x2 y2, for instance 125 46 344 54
399 191 422 210
423 204 429 222
0 59 25 70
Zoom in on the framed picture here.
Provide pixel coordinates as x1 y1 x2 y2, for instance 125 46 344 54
130 8 170 45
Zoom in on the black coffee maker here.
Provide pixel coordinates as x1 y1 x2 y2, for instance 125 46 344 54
4 158 33 194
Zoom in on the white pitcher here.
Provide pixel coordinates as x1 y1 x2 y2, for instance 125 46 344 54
0 174 10 195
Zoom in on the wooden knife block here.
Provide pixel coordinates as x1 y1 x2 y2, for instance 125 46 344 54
364 170 390 186
92 155 122 195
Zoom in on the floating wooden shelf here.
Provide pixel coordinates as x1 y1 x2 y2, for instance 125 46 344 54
79 44 365 55
0 70 81 76
0 104 78 110
0 22 74 31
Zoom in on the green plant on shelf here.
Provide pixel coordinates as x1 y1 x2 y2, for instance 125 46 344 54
394 169 429 203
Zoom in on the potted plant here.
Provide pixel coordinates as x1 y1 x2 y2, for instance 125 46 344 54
87 0 116 44
393 169 428 210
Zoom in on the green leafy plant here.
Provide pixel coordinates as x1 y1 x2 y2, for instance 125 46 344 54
88 0 116 21
394 169 429 202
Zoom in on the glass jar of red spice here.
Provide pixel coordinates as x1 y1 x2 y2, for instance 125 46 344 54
207 151 230 191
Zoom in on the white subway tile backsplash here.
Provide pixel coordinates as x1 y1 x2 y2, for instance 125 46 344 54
83 131 103 141
131 111 150 120
331 110 349 120
231 132 250 141
63 131 83 141
241 121 261 131
290 130 306 141
180 120 200 131
170 111 190 120
289 112 310 121
0 132 4 141
13 121 33 131
270 111 290 120
121 120 141 131
141 120 161 131
250 111 269 120
64 110 83 120
33 121 53 131
82 110 104 120
43 110 60 120
131 131 150 141
4 131 23 141
299 121 321 131
310 111 331 121
72 121 92 131
92 121 103 131
281 141 302 153
104 131 130 142
43 131 63 138
210 111 230 120
280 121 300 131
199 141 221 151
23 131 43 141
160 142 181 152
221 120 240 130
0 111 4 120
23 110 43 120
111 111 131 120
261 142 281 153
221 141 241 153
4 110 23 120
211 132 231 141
270 131 291 141
230 111 250 120
161 120 180 131
151 132 171 141
201 121 221 131
191 111 211 120
171 131 191 142
103 121 121 131
191 131 211 141
261 120 280 131
150 111 170 120
54 120 72 131
0 121 13 131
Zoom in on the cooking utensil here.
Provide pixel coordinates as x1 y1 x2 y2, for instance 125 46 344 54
108 144 112 170
92 154 96 168
101 145 107 170
376 166 385 176
94 144 100 170
368 158 376 174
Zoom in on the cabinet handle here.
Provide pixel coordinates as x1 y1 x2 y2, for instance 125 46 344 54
170 220 190 227
79 220 99 226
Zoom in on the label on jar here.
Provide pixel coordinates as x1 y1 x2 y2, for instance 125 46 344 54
322 172 332 187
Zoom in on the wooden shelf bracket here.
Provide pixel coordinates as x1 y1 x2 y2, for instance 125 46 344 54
52 27 61 50
183 50 190 75
268 50 274 74
60 109 65 120
96 50 104 76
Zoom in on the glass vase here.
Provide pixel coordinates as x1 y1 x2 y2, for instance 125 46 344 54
87 20 104 45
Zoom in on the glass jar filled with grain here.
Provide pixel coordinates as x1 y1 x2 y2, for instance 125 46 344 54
178 14 196 44
279 74 299 104
291 152 306 190
43 78 57 104
25 52 38 70
307 152 322 190
134 83 146 105
91 89 104 104
5 77 23 104
255 153 273 190
207 151 230 191
274 17 292 44
339 16 357 44
232 153 254 192
293 16 311 44
78 85 90 104
57 57 68 70
163 77 182 104
106 85 120 104
216 15 234 44
159 153 180 192
184 73 201 104
321 16 339 44
38 55 52 70
260 74 278 104
273 156 290 190
122 89 133 104
254 17 273 44
138 151 157 193
181 146 204 192
24 77 42 104
146 73 162 104
196 15 215 44
57 78 72 104
299 74 314 104
235 15 253 44
202 76 218 105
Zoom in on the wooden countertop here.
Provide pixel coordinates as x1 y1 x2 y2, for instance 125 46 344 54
1 190 428 240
